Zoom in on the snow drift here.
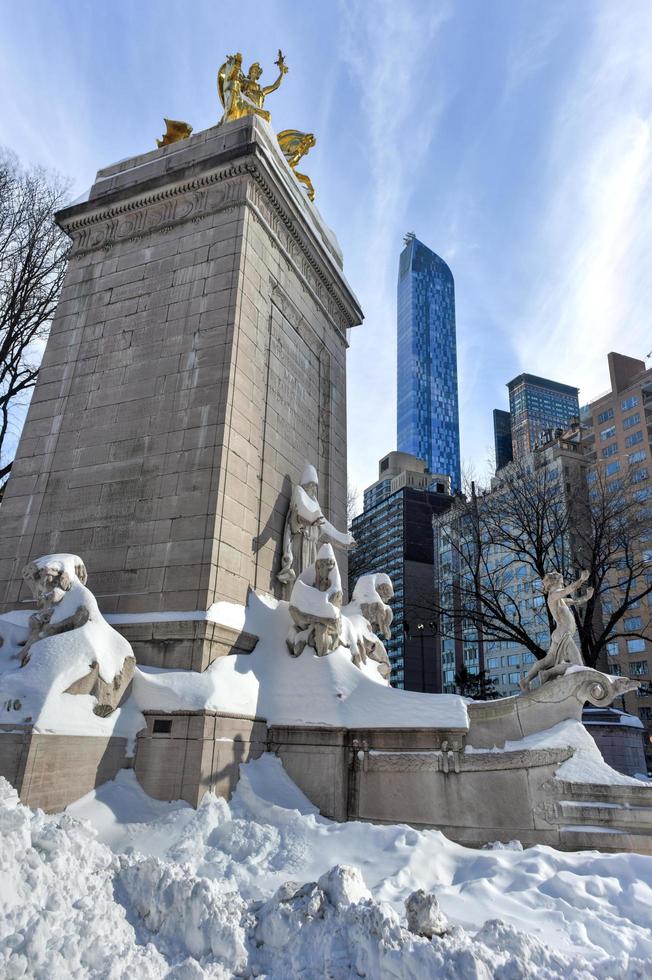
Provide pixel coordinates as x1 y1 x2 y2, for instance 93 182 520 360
2 755 652 978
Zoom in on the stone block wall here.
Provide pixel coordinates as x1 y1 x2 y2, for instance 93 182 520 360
134 710 268 806
111 619 258 670
1 729 128 813
0 117 362 623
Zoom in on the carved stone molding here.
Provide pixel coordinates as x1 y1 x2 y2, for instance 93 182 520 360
60 152 359 335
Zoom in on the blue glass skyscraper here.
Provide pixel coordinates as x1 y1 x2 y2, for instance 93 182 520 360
397 236 461 490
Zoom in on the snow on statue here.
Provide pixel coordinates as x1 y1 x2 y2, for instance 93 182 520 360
287 543 344 658
287 544 393 681
277 464 355 588
350 572 394 640
0 554 135 720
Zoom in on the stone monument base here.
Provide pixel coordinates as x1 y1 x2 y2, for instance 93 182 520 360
0 726 128 813
134 710 267 806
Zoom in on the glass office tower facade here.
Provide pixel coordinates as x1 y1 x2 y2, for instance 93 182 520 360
350 453 452 690
507 373 579 459
493 408 513 470
397 236 461 490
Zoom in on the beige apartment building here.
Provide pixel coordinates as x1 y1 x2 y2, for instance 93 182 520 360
582 352 652 766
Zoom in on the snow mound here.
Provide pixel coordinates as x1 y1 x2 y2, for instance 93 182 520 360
0 558 141 740
14 758 638 977
133 591 468 729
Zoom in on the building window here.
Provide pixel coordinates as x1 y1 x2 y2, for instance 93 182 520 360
624 616 643 631
632 468 649 484
625 430 643 448
509 672 520 684
606 641 619 656
600 425 617 441
602 443 618 458
609 664 622 676
627 638 646 654
507 655 520 666
639 707 652 721
597 407 614 424
629 661 649 677
621 395 639 412
629 449 647 464
605 459 621 476
623 412 641 430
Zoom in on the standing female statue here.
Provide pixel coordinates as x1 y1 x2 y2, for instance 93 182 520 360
520 570 593 692
277 464 355 587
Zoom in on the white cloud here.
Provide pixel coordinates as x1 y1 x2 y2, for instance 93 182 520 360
338 0 451 494
514 4 652 402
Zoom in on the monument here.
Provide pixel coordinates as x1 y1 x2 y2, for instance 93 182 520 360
0 51 361 674
1 54 651 853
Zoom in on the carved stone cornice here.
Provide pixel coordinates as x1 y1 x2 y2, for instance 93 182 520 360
59 148 361 336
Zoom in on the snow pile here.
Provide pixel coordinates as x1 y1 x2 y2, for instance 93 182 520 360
505 720 645 786
132 591 468 729
2 760 652 978
0 617 141 742
119 856 248 970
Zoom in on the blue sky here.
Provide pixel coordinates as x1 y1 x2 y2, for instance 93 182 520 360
2 1 652 501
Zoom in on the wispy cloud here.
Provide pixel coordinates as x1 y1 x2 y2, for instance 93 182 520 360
514 4 652 401
337 0 451 494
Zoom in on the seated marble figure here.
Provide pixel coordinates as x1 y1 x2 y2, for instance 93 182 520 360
287 543 343 659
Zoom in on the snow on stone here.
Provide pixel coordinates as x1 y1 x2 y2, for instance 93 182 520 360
106 599 246 632
0 557 140 739
132 591 468 729
2 755 650 978
465 719 646 787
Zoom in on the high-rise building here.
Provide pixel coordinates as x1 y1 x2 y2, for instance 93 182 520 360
493 408 513 470
435 424 590 696
581 351 652 766
350 452 452 691
507 373 579 459
397 236 461 490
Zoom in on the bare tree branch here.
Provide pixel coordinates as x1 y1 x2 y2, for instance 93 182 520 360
0 149 70 491
434 448 651 670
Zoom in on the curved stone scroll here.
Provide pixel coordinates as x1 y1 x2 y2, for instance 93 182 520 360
466 667 639 750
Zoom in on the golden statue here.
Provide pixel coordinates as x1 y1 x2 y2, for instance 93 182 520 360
217 50 288 125
278 130 317 201
156 118 193 148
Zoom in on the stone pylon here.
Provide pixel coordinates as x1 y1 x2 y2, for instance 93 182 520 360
0 116 362 668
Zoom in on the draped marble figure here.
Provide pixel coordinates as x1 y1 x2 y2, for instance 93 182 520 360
520 570 592 692
277 465 355 587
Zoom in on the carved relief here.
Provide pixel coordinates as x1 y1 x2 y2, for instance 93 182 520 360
64 154 359 335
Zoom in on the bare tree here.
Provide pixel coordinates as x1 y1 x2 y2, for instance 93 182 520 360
0 150 70 490
434 450 651 669
346 481 360 527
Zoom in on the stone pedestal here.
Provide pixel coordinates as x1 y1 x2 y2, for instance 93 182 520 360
135 710 268 806
0 117 362 668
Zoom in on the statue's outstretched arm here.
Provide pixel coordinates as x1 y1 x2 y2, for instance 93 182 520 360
566 587 594 607
262 51 288 96
553 571 590 599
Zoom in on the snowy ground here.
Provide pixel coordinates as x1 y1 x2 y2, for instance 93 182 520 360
2 756 652 979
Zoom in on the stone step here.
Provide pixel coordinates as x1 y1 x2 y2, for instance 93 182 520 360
559 827 652 855
558 799 652 832
554 778 652 808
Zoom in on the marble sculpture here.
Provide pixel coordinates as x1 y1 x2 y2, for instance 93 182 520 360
520 569 593 692
277 464 355 587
